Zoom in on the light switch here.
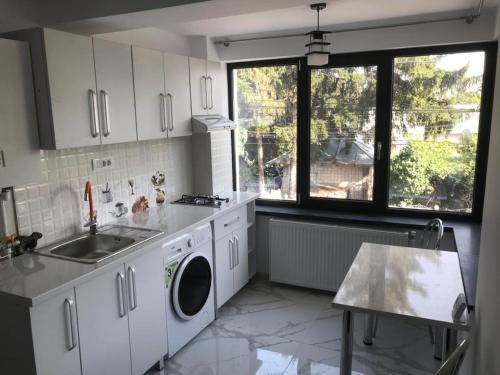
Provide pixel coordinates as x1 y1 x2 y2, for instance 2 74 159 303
91 157 114 171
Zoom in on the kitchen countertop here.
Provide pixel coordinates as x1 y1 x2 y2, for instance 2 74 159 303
256 206 481 308
0 192 258 307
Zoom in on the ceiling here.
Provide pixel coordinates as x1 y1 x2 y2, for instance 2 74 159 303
54 0 498 38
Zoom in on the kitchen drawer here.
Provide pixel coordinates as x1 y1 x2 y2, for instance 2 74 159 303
213 206 247 240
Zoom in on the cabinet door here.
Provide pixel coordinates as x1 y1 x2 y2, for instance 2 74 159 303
0 39 41 186
206 60 227 115
189 57 208 115
30 288 81 375
164 53 192 137
126 247 167 375
233 225 249 293
93 38 137 145
215 233 235 309
132 46 167 141
76 265 132 375
43 28 100 149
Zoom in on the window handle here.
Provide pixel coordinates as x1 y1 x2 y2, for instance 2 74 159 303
376 142 382 161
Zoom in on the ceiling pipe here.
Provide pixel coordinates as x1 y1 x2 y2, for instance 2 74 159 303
215 0 486 47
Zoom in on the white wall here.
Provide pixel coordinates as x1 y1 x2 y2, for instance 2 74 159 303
94 27 193 56
472 8 500 374
216 10 498 61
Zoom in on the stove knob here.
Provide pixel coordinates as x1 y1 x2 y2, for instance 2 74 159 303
187 238 193 248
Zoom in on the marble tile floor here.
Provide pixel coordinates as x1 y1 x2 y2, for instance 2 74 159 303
149 279 446 375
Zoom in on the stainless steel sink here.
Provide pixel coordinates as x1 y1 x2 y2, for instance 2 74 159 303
37 225 163 264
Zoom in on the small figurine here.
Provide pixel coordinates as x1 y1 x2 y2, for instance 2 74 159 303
132 196 149 213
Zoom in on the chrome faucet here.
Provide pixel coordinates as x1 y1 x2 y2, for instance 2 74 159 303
83 180 97 235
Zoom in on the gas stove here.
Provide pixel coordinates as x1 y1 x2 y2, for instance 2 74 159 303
172 194 230 208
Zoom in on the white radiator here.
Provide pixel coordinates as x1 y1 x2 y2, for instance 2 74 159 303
269 219 409 292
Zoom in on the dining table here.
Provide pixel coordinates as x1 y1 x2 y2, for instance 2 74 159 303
331 242 470 375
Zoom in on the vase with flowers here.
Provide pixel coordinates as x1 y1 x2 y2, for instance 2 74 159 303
151 171 166 205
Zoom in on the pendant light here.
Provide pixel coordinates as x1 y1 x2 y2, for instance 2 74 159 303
305 3 331 66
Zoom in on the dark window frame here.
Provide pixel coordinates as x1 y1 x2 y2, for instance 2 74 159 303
227 42 497 222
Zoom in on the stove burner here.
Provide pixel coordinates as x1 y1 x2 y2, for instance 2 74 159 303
173 194 230 208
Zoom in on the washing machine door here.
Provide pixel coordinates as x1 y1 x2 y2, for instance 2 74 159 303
172 252 212 321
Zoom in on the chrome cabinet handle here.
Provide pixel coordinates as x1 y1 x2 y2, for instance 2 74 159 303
100 90 110 137
201 76 207 110
229 239 233 270
224 216 240 228
232 236 236 268
160 93 167 132
64 298 77 351
128 266 138 311
235 235 239 266
207 76 214 110
117 272 126 318
167 93 174 131
88 89 100 138
0 150 5 168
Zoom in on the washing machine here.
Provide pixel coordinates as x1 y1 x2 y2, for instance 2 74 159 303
163 223 215 357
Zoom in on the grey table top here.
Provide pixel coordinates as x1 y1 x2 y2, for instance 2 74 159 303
332 243 469 330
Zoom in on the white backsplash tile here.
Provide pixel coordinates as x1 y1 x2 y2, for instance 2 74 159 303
12 137 193 247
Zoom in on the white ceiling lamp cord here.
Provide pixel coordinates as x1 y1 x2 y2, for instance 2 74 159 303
215 0 486 47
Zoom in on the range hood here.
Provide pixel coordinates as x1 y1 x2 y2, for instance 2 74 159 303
192 115 236 133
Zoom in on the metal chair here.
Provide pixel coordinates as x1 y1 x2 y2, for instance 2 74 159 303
435 338 470 375
370 219 444 345
421 218 444 250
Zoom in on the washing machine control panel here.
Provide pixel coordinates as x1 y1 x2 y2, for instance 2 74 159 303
163 234 193 260
192 224 212 248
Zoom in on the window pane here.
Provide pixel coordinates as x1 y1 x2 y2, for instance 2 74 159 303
309 66 377 200
389 51 485 213
233 65 297 200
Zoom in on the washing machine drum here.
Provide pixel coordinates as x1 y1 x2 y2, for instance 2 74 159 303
172 252 212 321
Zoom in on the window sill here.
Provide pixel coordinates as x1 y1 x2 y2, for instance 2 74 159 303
256 205 481 309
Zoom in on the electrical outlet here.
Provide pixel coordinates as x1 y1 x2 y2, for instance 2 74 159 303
91 157 114 171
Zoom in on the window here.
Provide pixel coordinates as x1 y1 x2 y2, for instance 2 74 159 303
310 65 377 201
228 43 495 219
389 51 485 213
232 64 298 201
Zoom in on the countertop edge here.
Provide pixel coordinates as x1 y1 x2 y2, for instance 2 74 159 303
0 193 259 308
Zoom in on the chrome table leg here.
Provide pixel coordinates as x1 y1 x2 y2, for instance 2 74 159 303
434 327 443 360
340 310 354 375
442 328 458 363
364 314 375 345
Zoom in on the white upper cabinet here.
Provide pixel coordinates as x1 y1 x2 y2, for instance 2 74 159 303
206 60 226 116
93 38 137 145
164 53 192 137
44 29 101 149
0 38 41 186
189 57 209 116
189 57 227 116
5 28 139 149
132 46 167 141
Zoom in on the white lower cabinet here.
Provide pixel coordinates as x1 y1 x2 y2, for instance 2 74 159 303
19 243 167 375
30 288 81 375
214 209 249 309
77 264 132 375
77 245 167 375
232 225 249 293
215 233 236 308
127 246 167 375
